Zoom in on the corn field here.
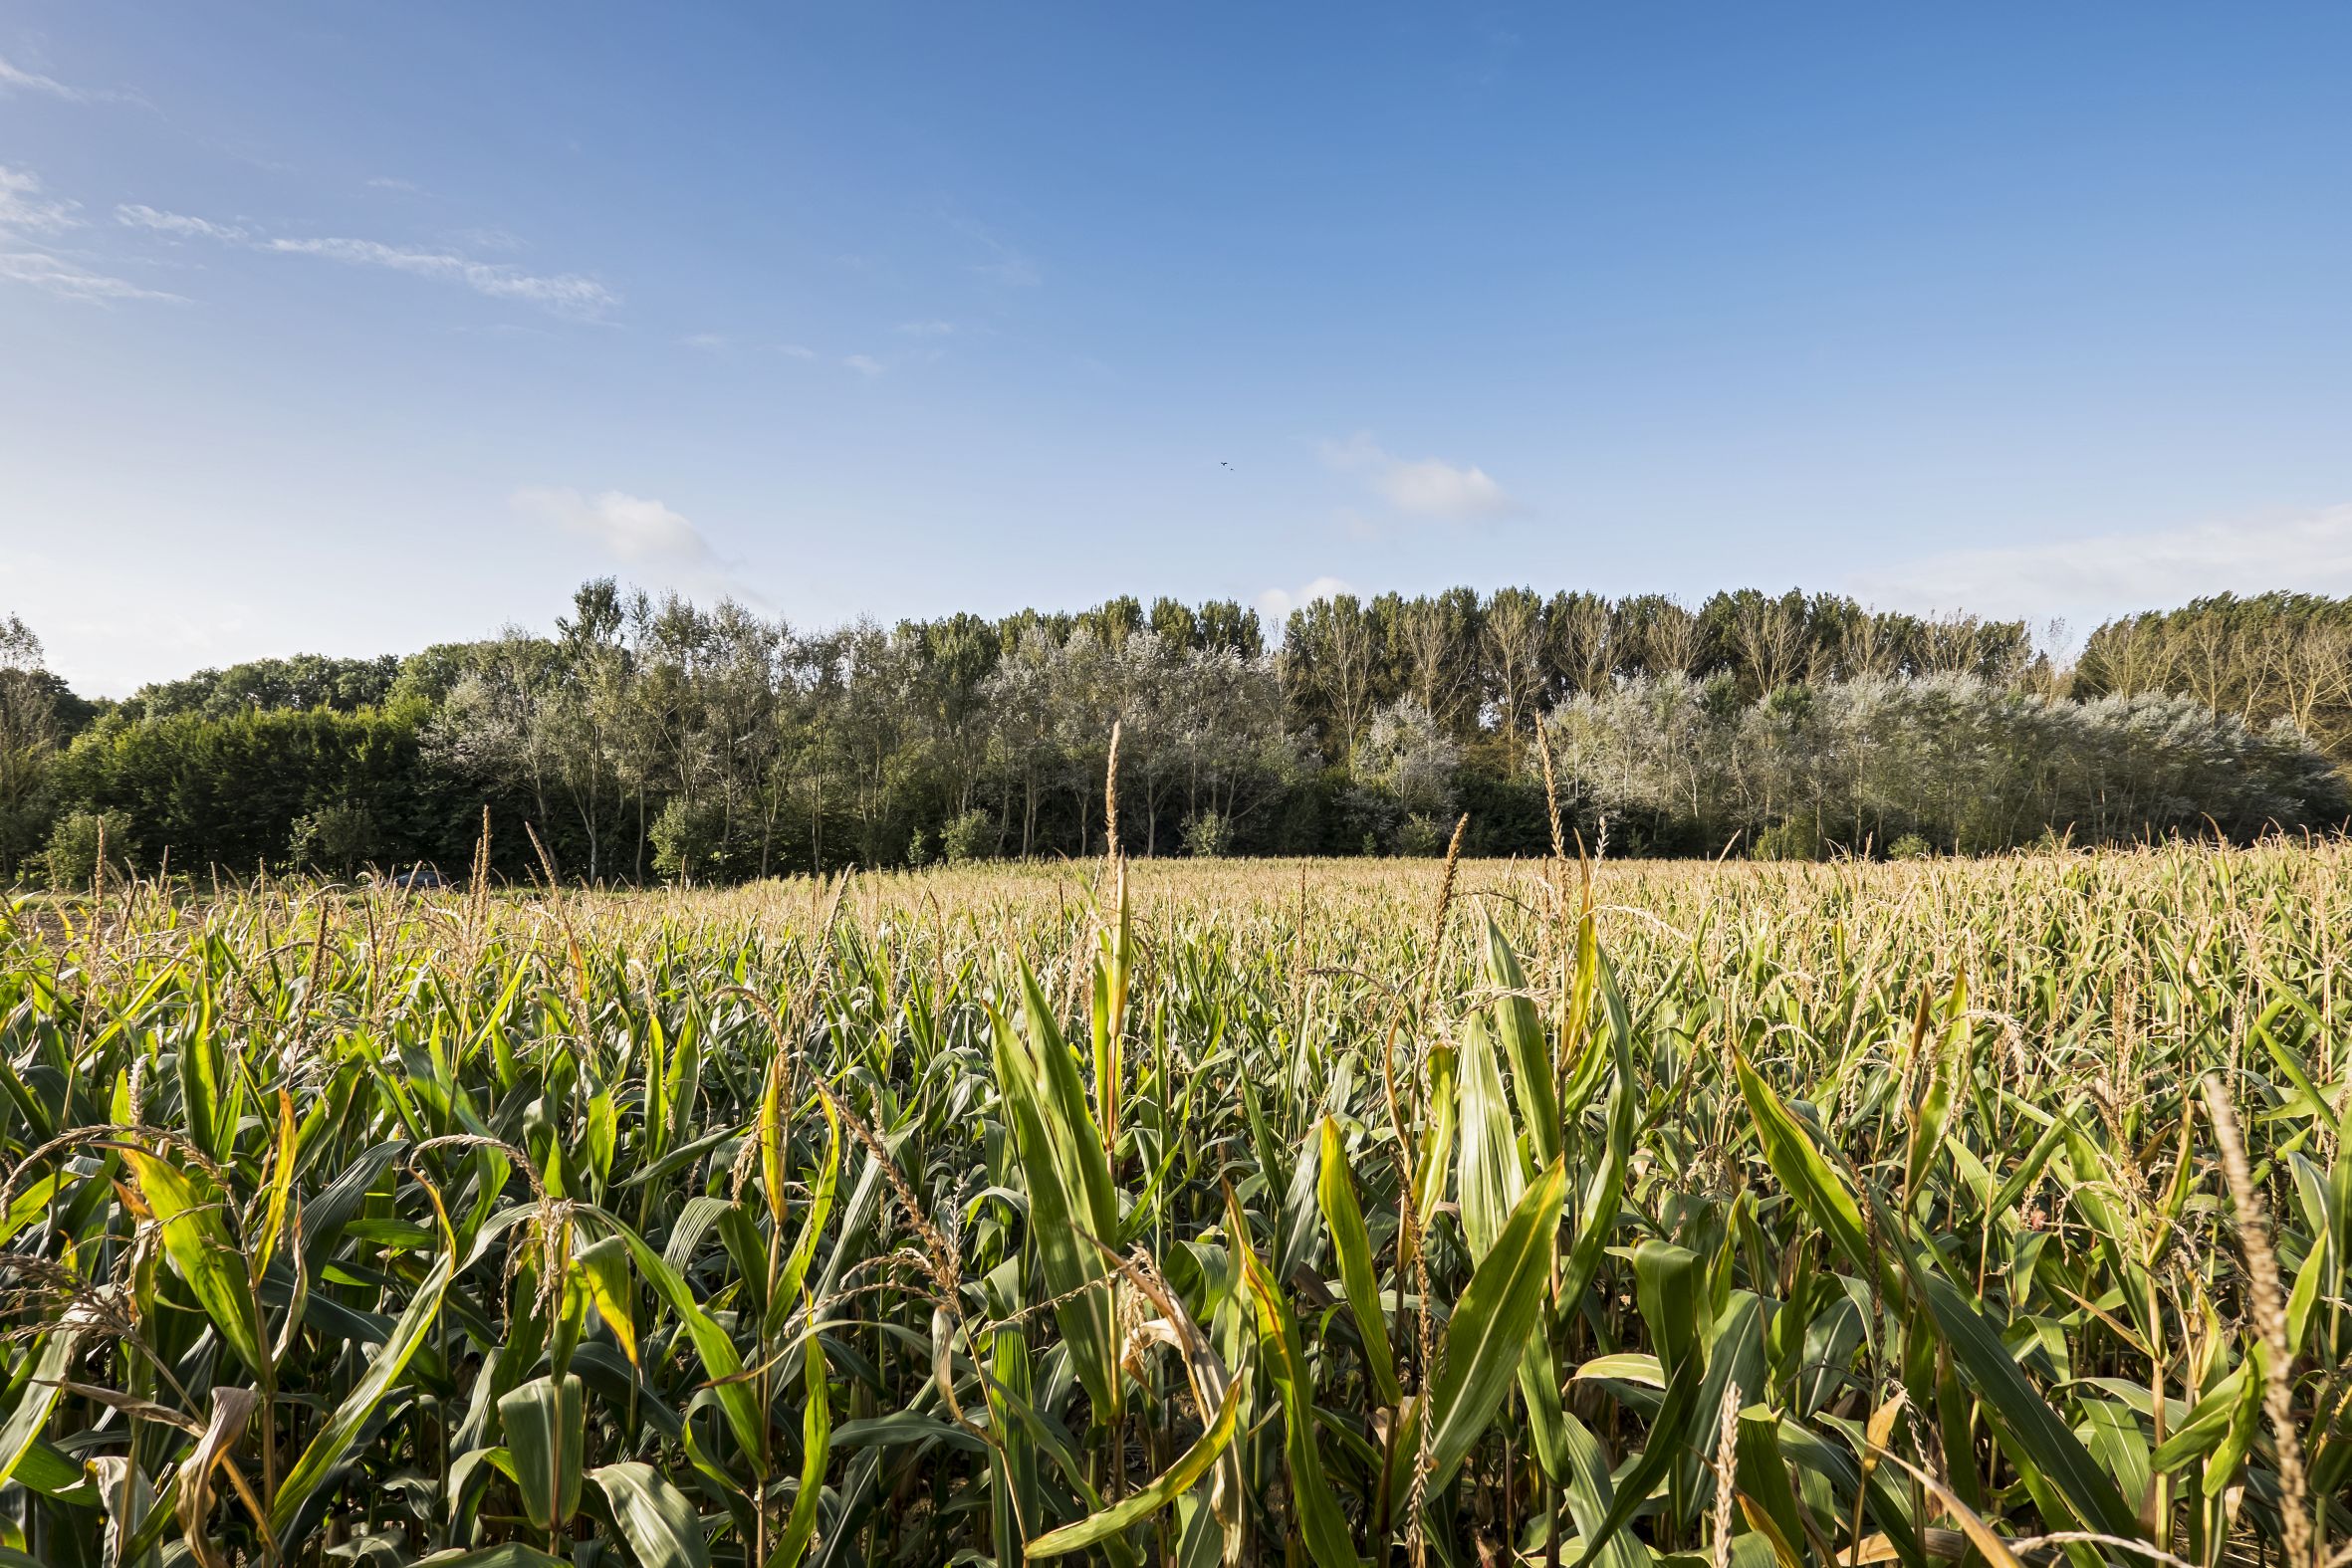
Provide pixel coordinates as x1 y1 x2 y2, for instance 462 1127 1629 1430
0 838 2346 1568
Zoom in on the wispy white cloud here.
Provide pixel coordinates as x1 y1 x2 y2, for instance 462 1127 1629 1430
0 49 136 106
450 226 525 254
0 250 182 302
365 176 421 193
1848 503 2352 626
114 203 616 317
977 252 1039 287
842 353 887 378
776 342 819 360
115 202 248 242
681 332 730 351
951 216 1040 287
1319 431 1518 522
266 236 615 314
0 50 86 102
895 319 956 336
0 165 79 234
0 167 179 302
1257 575 1354 631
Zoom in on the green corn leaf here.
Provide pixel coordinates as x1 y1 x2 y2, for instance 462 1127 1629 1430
1457 1014 1526 1260
989 1321 1042 1568
991 973 1123 1421
120 1148 270 1377
1553 1406 1655 1568
273 1250 455 1543
1232 1183 1358 1568
1091 863 1132 1152
2207 1356 2267 1499
1485 919 1562 1167
1561 966 1636 1312
1414 1038 1459 1224
0 1330 84 1489
2286 1225 2328 1357
499 1374 586 1535
1912 1270 2137 1536
1555 1349 1705 1568
759 1053 793 1232
767 1096 842 1339
1633 1240 1703 1376
588 1209 769 1469
775 1328 833 1568
2074 1401 2151 1528
2253 996 2345 1141
1448 1019 1561 1485
576 1234 637 1368
1734 1050 1897 1297
413 1548 573 1568
178 980 228 1162
1027 1378 1242 1557
590 1460 713 1568
1904 973 1969 1211
1737 1405 1808 1560
1418 1155 1569 1492
255 1088 298 1275
1988 1113 2075 1219
1316 1117 1401 1407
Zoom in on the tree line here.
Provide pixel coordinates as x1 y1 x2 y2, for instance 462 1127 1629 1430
1 584 2344 885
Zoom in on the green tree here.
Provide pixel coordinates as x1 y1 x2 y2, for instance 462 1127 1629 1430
649 793 727 883
287 802 378 875
44 808 134 890
0 615 69 878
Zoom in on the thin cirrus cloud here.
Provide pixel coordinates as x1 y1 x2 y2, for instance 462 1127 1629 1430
0 251 182 302
115 203 617 317
1847 503 2352 627
0 165 183 302
0 49 138 107
0 164 80 234
114 203 247 242
938 211 1040 288
1319 432 1519 522
0 50 88 102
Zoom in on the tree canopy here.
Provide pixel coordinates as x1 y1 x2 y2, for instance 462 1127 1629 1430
3 581 2344 884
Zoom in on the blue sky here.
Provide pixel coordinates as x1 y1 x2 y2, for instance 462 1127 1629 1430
4 3 2350 695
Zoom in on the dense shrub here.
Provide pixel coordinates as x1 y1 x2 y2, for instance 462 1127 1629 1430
1753 817 1824 861
940 808 992 864
1181 809 1231 857
44 807 133 889
287 802 379 875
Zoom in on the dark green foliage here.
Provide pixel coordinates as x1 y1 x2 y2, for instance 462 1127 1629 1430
116 651 401 722
1752 817 1823 861
50 699 476 876
42 806 133 888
